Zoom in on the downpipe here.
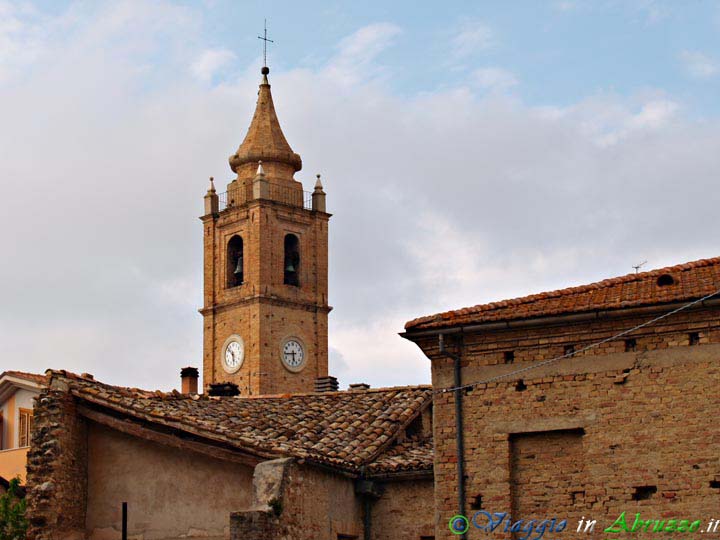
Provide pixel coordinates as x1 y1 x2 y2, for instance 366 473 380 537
439 333 466 539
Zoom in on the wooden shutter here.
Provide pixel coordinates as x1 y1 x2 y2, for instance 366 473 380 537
19 409 32 447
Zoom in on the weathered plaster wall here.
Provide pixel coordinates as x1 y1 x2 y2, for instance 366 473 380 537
85 422 254 540
231 460 364 540
372 478 435 540
416 306 720 539
0 392 15 450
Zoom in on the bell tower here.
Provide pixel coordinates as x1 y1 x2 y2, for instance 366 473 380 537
200 66 331 395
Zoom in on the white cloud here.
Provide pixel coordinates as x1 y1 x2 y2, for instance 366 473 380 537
191 48 236 82
471 67 518 92
0 4 718 392
451 20 494 59
679 50 718 79
324 22 401 86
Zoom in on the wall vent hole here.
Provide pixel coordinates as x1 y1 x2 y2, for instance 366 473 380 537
632 486 657 501
470 494 483 510
625 338 637 352
710 480 720 489
515 379 527 392
504 351 515 364
689 332 701 346
657 274 675 287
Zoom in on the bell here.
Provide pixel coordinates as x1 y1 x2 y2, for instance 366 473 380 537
285 262 295 273
234 256 243 276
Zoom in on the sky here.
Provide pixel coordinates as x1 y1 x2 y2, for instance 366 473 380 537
1 0 719 391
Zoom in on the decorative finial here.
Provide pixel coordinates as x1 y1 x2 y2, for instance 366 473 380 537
258 19 274 69
256 161 265 176
314 174 323 190
208 176 216 193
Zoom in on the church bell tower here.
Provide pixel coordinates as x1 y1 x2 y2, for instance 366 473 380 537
200 66 331 395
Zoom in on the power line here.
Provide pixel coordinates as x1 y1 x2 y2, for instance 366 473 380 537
435 287 720 395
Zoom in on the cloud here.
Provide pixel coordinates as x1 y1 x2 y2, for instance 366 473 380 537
1 4 719 392
191 48 236 82
679 50 718 79
471 67 518 92
451 20 495 59
324 22 401 86
0 1 46 82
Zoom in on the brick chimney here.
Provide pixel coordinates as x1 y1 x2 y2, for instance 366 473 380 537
314 376 339 392
180 367 199 394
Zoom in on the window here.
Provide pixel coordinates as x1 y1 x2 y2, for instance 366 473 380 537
283 234 300 286
19 408 33 447
227 235 244 288
656 274 675 287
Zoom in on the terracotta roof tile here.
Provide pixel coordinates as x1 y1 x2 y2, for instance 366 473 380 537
1 371 46 384
405 256 720 331
48 371 432 474
366 436 433 474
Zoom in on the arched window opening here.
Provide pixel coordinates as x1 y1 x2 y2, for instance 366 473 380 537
227 236 244 288
284 234 300 286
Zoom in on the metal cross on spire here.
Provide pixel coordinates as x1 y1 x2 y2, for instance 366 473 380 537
258 19 274 67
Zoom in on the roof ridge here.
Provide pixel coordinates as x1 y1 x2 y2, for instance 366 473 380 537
406 255 720 330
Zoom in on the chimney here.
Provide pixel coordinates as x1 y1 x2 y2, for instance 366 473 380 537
348 383 370 391
180 367 199 394
314 376 339 393
208 382 240 397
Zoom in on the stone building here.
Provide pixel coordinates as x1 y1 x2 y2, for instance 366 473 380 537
403 257 720 539
25 371 433 539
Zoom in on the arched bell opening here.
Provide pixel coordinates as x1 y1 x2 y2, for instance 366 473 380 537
283 234 300 287
227 235 244 288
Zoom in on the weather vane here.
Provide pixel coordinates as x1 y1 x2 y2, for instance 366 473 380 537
258 19 274 67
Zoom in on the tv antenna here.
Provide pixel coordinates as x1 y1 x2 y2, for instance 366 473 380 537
632 260 647 274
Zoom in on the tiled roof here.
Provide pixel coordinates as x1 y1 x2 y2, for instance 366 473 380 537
1 371 46 385
366 436 433 474
405 256 720 331
49 371 432 475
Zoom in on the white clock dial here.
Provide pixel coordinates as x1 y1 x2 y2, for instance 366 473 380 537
281 338 305 372
222 335 244 374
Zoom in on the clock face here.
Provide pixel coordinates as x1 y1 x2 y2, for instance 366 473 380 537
281 338 305 372
222 335 244 374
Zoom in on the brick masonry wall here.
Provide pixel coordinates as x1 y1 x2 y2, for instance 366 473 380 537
371 478 435 539
412 306 720 539
25 384 87 540
202 196 330 395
